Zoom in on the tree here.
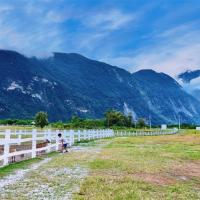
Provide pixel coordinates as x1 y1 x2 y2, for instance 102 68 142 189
125 113 133 127
34 112 48 129
105 110 133 127
136 118 146 128
71 115 83 124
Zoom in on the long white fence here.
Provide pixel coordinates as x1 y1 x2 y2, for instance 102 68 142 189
0 128 178 167
0 129 114 166
115 129 178 137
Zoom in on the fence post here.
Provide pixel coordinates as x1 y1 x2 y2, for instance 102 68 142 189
56 130 59 151
97 129 100 139
78 130 81 142
71 130 75 145
90 130 93 140
112 129 114 137
63 130 67 139
88 130 90 140
18 131 22 145
94 130 97 139
69 130 73 146
93 130 95 139
82 130 85 140
46 129 51 153
89 130 93 140
92 130 95 139
101 130 104 138
3 129 10 166
32 129 37 158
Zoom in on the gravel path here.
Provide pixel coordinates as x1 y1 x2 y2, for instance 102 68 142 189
0 158 52 188
0 142 106 200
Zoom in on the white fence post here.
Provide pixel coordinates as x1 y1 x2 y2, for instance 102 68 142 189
88 130 91 140
18 130 22 145
56 130 59 151
83 130 86 140
3 129 10 166
32 129 37 158
97 129 100 139
78 130 81 141
71 130 74 145
63 130 67 139
46 129 51 153
69 130 74 146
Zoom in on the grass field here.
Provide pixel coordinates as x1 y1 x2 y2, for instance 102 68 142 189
0 130 200 199
75 131 200 200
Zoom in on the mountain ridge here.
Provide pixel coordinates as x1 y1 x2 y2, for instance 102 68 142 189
0 50 200 124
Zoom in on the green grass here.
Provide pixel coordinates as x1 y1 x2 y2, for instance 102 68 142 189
74 139 98 146
74 133 200 200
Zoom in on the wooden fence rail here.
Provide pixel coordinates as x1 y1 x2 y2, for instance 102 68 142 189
0 129 114 166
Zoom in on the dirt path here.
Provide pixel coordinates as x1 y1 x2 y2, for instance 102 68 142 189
0 140 108 200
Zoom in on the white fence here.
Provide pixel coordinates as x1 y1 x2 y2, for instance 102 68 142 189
115 129 178 137
0 129 178 167
0 129 114 166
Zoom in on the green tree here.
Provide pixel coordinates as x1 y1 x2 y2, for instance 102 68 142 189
136 118 146 128
71 115 83 123
105 110 133 127
125 113 133 127
34 112 48 129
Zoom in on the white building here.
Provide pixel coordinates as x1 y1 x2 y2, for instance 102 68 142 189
161 124 167 130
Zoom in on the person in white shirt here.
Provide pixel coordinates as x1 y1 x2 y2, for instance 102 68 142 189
58 133 68 153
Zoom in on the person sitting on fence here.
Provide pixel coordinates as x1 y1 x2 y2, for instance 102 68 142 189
58 133 68 153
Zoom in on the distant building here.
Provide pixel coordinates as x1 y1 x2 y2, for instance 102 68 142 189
161 124 167 130
196 127 200 130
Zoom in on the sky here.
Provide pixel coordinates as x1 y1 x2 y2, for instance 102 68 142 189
0 0 200 77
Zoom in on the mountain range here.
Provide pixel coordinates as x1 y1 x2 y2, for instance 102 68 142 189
0 49 200 124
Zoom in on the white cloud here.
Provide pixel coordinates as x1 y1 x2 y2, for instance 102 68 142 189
134 29 200 77
86 9 134 31
0 2 65 57
101 23 200 78
44 10 72 23
181 76 200 95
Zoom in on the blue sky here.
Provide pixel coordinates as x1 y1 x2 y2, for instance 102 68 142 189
0 0 200 76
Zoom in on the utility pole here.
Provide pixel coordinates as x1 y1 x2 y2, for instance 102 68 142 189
149 115 151 130
178 115 181 130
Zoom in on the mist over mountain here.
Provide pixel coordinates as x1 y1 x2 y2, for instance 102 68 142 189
178 69 200 101
178 70 200 83
0 49 200 124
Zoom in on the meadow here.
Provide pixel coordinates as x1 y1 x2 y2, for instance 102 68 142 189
0 130 200 199
74 130 200 199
